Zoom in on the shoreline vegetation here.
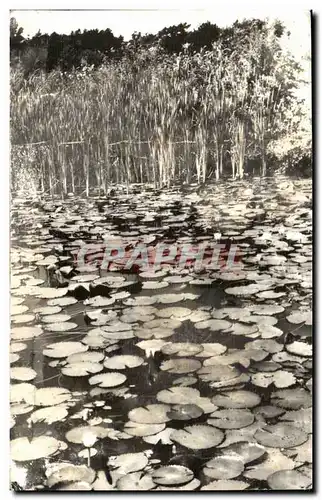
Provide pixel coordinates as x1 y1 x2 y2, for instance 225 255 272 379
10 17 311 197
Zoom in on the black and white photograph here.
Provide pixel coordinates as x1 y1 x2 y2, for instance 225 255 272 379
9 5 313 492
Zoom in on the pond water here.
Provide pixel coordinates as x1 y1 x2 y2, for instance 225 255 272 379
10 177 313 491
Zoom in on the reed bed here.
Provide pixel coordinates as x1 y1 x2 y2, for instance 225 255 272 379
10 31 308 196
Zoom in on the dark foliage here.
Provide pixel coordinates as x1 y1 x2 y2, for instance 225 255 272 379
10 16 274 72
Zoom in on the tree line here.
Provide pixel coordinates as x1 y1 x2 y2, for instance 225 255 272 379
10 16 286 73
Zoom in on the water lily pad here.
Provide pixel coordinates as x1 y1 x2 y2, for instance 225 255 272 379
212 307 250 321
253 405 285 419
290 436 313 463
10 354 19 364
167 404 203 421
195 319 231 331
35 387 72 406
145 318 181 330
286 341 312 357
271 388 312 409
10 383 35 404
252 360 281 372
157 387 216 413
46 464 96 488
10 342 27 353
171 425 224 450
124 421 165 437
102 321 134 332
143 427 175 445
203 352 251 368
44 341 88 358
267 470 311 490
67 351 104 364
201 479 249 490
227 323 259 336
121 312 154 324
11 367 37 381
44 321 78 332
245 314 279 326
78 448 97 459
11 304 29 315
161 343 203 357
198 365 240 383
66 425 110 444
221 441 266 464
11 436 62 462
84 296 115 307
272 351 303 364
108 452 148 474
196 343 227 357
134 327 174 340
173 376 197 386
89 372 126 388
104 355 144 370
252 371 296 388
30 406 68 424
12 313 35 324
257 291 285 299
12 313 36 324
11 403 34 415
82 335 110 347
157 478 200 491
62 362 103 377
143 281 168 290
258 325 284 339
36 287 68 299
225 284 260 296
124 296 157 306
48 297 78 307
116 471 156 490
157 294 184 304
11 296 24 306
41 313 72 324
203 455 244 479
34 306 62 315
244 339 283 353
211 391 261 409
306 378 312 392
152 465 194 486
286 311 312 326
128 404 171 424
161 358 202 374
101 329 134 340
208 409 254 429
156 307 191 320
248 304 285 315
254 423 308 448
11 326 43 340
71 274 99 283
279 408 312 433
244 448 296 480
189 310 211 323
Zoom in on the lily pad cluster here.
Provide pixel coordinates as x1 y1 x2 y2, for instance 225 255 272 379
10 181 312 491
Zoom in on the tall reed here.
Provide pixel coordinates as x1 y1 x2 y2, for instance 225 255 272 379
10 32 307 195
